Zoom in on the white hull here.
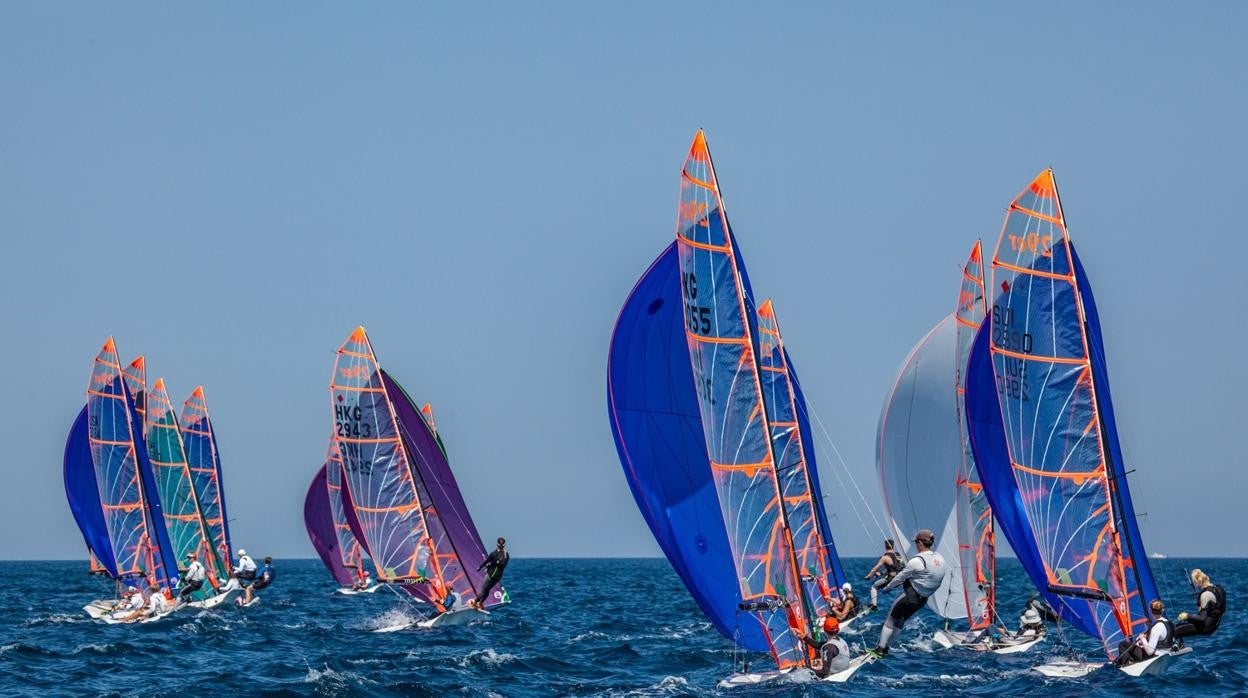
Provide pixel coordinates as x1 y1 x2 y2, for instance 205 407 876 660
418 607 488 628
97 605 178 625
373 606 488 633
933 628 1044 654
182 587 240 610
1034 647 1191 678
83 599 119 619
718 653 877 688
336 585 383 595
1121 647 1192 677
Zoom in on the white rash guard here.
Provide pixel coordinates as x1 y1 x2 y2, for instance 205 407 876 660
884 550 947 597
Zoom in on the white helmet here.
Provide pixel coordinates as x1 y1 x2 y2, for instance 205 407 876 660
841 582 852 592
238 548 247 557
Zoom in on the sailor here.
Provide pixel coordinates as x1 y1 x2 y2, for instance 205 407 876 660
471 537 509 608
832 582 860 622
118 585 144 613
118 584 169 622
871 529 947 656
1174 569 1226 638
178 552 207 602
864 539 905 610
801 616 851 677
1115 599 1174 666
234 548 257 582
242 556 275 605
352 570 373 591
1018 605 1045 637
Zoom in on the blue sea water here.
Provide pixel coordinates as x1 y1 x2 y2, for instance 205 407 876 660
1 558 1244 696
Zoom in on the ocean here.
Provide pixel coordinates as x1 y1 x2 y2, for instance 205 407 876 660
2 558 1243 696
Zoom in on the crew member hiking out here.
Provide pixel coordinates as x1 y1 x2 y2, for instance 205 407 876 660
832 583 860 622
801 616 851 678
871 529 947 657
178 551 207 603
471 537 509 608
1174 569 1226 639
242 556 275 606
864 539 905 611
1115 599 1175 666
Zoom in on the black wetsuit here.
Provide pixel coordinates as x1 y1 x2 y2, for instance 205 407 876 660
178 579 204 601
1174 584 1225 638
474 549 509 605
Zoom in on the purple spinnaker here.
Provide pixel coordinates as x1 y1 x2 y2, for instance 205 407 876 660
305 464 355 587
381 369 503 608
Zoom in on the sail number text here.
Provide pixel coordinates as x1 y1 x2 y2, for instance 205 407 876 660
992 304 1031 402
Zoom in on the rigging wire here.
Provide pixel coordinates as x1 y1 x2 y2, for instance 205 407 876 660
790 385 890 543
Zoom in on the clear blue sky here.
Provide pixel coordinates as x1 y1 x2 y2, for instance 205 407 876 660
2 3 1244 560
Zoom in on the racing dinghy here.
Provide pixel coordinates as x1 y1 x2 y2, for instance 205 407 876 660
330 327 505 631
608 131 861 688
964 170 1185 676
64 340 182 622
146 378 237 608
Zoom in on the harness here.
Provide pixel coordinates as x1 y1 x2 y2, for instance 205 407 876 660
1204 584 1226 623
884 551 903 574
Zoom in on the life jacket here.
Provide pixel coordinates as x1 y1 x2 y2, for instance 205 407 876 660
1203 584 1226 625
884 551 903 574
1155 617 1175 651
842 590 858 611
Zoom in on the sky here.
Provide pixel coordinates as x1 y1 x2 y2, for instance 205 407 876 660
1 3 1245 561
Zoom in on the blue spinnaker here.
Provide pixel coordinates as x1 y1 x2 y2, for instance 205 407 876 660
64 406 118 576
607 242 769 652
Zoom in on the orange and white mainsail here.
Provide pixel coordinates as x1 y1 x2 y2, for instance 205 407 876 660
954 241 994 629
675 130 811 670
329 327 452 603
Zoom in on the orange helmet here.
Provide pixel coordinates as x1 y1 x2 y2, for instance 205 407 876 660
822 616 839 635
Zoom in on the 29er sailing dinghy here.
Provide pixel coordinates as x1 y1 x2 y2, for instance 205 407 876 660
64 340 183 623
879 244 1042 655
329 328 506 632
964 170 1186 676
608 131 868 688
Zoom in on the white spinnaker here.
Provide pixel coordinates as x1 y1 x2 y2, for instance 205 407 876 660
875 314 968 619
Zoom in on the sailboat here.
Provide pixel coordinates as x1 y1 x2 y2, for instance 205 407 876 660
64 339 181 622
145 378 238 608
964 170 1188 677
608 131 866 687
329 327 506 629
304 436 377 593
